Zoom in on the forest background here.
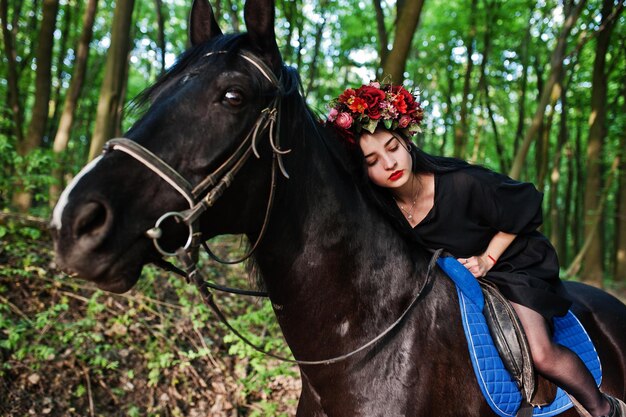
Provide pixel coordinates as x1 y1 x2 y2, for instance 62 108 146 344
0 0 624 416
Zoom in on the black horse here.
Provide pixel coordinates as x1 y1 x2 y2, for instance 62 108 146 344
51 0 626 415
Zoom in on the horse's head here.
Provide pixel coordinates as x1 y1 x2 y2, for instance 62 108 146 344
51 0 293 293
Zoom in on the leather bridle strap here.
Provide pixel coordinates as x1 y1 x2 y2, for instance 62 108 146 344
103 139 195 208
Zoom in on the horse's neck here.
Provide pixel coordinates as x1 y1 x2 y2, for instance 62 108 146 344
253 130 433 358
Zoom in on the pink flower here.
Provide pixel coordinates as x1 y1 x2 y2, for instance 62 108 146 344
335 112 353 129
398 115 412 128
328 107 339 122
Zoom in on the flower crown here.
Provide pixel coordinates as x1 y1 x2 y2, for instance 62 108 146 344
327 81 424 144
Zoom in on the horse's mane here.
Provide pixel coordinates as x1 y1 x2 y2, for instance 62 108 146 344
129 31 428 289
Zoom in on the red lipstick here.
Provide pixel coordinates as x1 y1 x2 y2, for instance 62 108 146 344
388 170 404 181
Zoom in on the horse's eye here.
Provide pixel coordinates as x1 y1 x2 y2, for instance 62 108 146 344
224 89 244 106
180 74 195 85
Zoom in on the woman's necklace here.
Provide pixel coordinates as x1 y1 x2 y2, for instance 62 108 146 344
395 177 420 222
397 197 417 221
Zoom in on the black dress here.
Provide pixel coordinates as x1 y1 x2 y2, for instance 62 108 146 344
410 167 572 321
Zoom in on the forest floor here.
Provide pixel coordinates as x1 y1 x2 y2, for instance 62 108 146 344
0 218 300 417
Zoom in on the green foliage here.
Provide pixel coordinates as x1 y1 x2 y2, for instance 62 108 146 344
223 301 297 397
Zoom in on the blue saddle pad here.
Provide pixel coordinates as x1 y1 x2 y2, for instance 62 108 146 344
436 256 602 417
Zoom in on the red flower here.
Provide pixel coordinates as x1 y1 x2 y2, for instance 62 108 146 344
357 86 386 119
391 85 416 110
338 88 356 104
392 94 407 114
348 97 368 114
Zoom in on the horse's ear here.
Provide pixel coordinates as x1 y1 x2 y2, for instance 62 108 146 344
244 0 282 73
189 0 222 46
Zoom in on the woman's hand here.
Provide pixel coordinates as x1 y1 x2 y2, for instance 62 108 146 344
457 255 495 278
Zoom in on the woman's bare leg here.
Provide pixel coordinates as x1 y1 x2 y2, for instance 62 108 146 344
510 302 610 417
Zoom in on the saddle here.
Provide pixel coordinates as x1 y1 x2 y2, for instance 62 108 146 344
436 256 602 417
480 278 557 411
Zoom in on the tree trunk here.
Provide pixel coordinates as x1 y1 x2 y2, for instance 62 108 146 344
0 0 24 143
372 0 389 71
548 82 569 255
294 0 305 71
536 100 554 191
615 80 626 282
12 0 60 211
567 156 620 278
453 0 478 159
580 0 617 285
509 0 586 180
50 0 99 206
513 10 532 155
440 47 455 155
574 115 584 256
224 0 239 32
562 144 574 264
305 0 328 98
47 0 73 141
280 0 295 63
88 0 135 161
381 0 425 83
477 0 507 172
154 0 166 74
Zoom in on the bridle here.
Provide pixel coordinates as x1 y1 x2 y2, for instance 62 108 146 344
104 51 289 264
101 49 437 366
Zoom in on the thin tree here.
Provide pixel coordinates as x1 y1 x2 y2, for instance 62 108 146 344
12 0 60 211
50 0 99 206
567 156 620 278
580 0 621 285
88 0 136 160
372 0 389 70
509 0 586 180
0 0 24 143
154 0 166 74
453 0 478 159
615 77 626 282
513 9 533 155
47 0 74 142
304 0 329 98
381 0 425 83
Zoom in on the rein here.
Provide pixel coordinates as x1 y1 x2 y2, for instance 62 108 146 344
102 49 438 366
177 247 440 365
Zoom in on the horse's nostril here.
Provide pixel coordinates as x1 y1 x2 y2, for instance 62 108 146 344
73 201 110 242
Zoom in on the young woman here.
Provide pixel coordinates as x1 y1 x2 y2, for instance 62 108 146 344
327 81 625 417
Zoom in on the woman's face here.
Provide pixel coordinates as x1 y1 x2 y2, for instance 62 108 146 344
359 130 412 189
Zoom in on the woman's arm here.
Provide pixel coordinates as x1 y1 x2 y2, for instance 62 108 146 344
458 231 517 278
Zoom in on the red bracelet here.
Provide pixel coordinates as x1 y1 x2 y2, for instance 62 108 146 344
487 254 497 265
